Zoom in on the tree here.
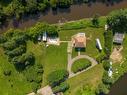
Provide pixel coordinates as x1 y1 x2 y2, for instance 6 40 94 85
58 0 72 8
92 14 99 27
103 60 110 71
50 0 58 9
47 69 69 87
95 83 109 95
104 30 113 57
107 9 127 33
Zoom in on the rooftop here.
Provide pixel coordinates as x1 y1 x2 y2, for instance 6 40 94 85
113 33 124 44
72 33 86 48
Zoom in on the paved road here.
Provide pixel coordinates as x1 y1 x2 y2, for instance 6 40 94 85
67 55 98 78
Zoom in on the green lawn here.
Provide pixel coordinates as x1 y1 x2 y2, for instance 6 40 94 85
0 48 32 95
65 64 104 95
59 27 104 58
43 43 68 86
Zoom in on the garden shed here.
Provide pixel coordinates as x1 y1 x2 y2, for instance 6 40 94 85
113 33 124 44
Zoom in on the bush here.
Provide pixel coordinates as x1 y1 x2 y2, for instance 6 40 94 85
25 64 43 83
95 83 109 95
107 9 127 33
52 82 69 94
96 53 106 63
103 60 110 71
3 40 18 50
47 69 69 87
72 59 91 73
3 69 12 76
6 45 26 58
102 71 114 85
104 30 113 57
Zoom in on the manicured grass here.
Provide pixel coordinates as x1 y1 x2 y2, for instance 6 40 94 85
72 59 91 73
59 27 104 58
0 48 32 95
43 43 68 86
65 64 104 95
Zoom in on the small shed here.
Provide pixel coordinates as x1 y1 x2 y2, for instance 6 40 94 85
113 33 124 44
96 38 102 51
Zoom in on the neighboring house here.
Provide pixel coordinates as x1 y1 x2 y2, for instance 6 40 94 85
113 33 124 44
72 33 86 49
96 38 102 51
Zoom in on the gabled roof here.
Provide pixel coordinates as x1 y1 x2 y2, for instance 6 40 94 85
113 33 124 44
72 33 86 48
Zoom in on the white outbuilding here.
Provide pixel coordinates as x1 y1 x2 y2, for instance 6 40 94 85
96 38 102 51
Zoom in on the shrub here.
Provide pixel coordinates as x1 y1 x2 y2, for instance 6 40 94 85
3 40 18 50
52 82 69 94
47 69 69 87
103 60 110 71
95 83 109 95
104 30 113 57
6 45 26 58
107 9 127 33
96 53 106 63
3 69 12 76
102 71 114 85
72 59 91 73
25 63 43 83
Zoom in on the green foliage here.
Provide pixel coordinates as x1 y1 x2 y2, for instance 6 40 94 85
92 14 99 27
3 69 12 76
58 0 72 7
95 83 109 95
6 45 26 58
47 69 69 87
77 85 96 95
107 9 127 33
104 30 113 57
96 52 106 63
103 60 110 71
25 63 43 83
61 20 86 30
102 71 114 85
52 82 69 93
72 59 91 73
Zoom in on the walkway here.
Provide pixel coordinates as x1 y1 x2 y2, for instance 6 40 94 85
67 54 98 78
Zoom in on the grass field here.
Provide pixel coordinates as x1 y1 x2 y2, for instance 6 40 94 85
0 48 32 95
65 64 104 95
0 17 106 94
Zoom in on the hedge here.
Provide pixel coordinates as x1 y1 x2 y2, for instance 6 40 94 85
52 82 69 94
47 69 69 87
72 59 91 73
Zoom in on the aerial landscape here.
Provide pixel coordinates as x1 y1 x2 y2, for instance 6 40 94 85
0 0 127 95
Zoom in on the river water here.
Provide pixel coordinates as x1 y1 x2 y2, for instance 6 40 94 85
1 0 127 33
108 73 127 95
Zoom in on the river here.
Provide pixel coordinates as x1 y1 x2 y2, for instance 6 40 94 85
108 73 127 95
1 0 127 33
